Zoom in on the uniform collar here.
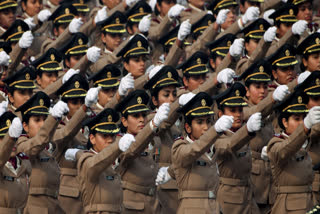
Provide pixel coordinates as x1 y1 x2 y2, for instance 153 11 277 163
96 102 104 110
23 12 32 19
5 156 21 175
104 48 113 54
281 131 309 149
186 135 214 160
186 135 194 143
90 148 98 154
47 0 58 9
189 3 206 12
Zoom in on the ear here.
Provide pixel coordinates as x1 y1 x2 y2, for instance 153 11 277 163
302 57 308 68
23 122 29 134
36 75 42 87
126 26 133 35
101 33 107 44
156 2 161 12
282 117 288 129
21 1 27 11
8 92 14 105
184 122 192 135
245 86 250 98
89 134 96 145
218 110 223 118
151 96 158 107
121 116 128 128
65 59 71 69
182 76 189 87
209 58 216 69
272 69 278 80
53 27 59 37
124 61 130 72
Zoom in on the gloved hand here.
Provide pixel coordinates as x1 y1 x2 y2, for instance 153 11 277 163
297 71 311 84
153 103 170 127
318 28 320 33
138 14 151 33
229 38 244 57
86 46 101 63
69 18 83 33
214 115 234 133
148 0 157 11
85 87 101 107
65 148 80 161
8 117 23 138
0 100 8 111
155 166 172 186
126 0 140 7
304 106 320 129
292 20 308 35
94 6 108 24
24 17 36 30
247 112 262 132
261 146 268 161
217 68 236 84
216 9 229 25
19 31 34 49
168 4 185 19
177 19 191 41
242 6 260 25
179 92 196 106
263 9 275 25
62 69 80 84
0 51 10 66
118 73 134 96
38 9 52 22
148 65 163 79
282 0 287 2
119 133 135 152
51 101 69 118
272 85 289 102
264 26 277 42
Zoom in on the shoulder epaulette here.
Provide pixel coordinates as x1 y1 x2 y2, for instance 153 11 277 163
184 8 192 12
19 134 29 138
59 121 66 126
17 152 29 159
274 133 284 139
268 84 277 89
117 133 124 137
152 18 160 24
174 136 184 141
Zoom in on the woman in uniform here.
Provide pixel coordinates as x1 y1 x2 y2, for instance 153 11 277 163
267 89 320 213
297 32 320 73
171 92 233 214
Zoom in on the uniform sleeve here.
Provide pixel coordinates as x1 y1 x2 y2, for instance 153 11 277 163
104 95 120 109
215 54 236 73
193 72 220 96
79 17 96 37
134 74 148 90
243 92 274 121
148 15 173 42
172 126 220 168
266 30 298 57
311 123 320 140
7 45 27 77
16 115 59 158
261 0 281 12
73 54 91 75
0 134 15 170
41 27 73 53
216 18 242 39
164 41 185 67
267 124 308 166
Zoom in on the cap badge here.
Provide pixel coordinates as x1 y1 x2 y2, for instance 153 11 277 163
116 18 120 24
316 37 320 44
298 96 302 104
259 24 264 30
208 20 212 25
227 40 232 47
285 49 290 56
0 48 3 52
50 54 55 61
107 72 112 78
201 99 206 107
139 7 144 13
78 38 83 45
259 66 264 73
316 78 320 85
39 99 44 106
197 58 201 65
79 0 84 4
25 73 30 80
137 40 142 47
75 81 80 88
65 8 70 14
289 9 294 15
108 115 112 122
167 71 172 78
17 26 22 32
137 96 142 104
6 119 11 128
235 90 240 96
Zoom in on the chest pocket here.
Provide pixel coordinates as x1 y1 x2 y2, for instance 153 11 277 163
285 193 307 211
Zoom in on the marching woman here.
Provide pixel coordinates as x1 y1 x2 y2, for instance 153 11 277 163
171 92 233 214
115 90 170 213
297 32 320 73
267 89 320 213
64 108 134 214
0 111 30 213
15 91 69 213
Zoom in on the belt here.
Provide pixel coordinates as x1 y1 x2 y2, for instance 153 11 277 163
276 185 312 193
314 171 320 182
84 204 121 213
0 207 22 214
251 150 270 162
219 177 248 186
122 181 155 196
29 187 59 198
178 190 216 200
60 168 78 176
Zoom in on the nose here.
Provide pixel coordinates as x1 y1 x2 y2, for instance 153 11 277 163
169 94 175 103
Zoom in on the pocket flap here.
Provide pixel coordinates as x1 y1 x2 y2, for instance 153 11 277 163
123 201 145 210
285 193 307 211
251 162 260 175
221 186 245 204
159 180 178 190
59 185 80 198
27 206 48 214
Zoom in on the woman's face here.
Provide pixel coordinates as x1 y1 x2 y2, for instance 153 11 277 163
220 7 237 30
22 0 42 17
185 116 212 141
307 96 320 109
124 55 147 79
23 115 47 138
0 8 16 29
90 133 115 153
36 71 58 89
183 74 207 91
121 112 147 135
282 114 305 135
101 33 123 52
296 2 312 23
220 106 244 130
98 87 117 107
67 98 84 118
272 66 296 85
244 39 259 56
8 89 33 108
156 0 175 17
303 53 320 72
277 22 292 39
246 82 268 105
0 136 16 157
152 85 177 107
65 54 84 69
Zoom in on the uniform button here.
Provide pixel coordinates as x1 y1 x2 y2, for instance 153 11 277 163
150 165 154 169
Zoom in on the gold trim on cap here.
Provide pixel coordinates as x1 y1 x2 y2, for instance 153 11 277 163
128 12 148 22
185 106 211 116
54 14 75 23
220 96 246 105
152 78 177 89
183 64 206 73
65 45 87 55
245 29 265 38
9 80 34 87
61 88 87 97
24 106 48 115
244 72 270 82
122 104 148 114
5 31 23 42
36 61 60 69
282 103 307 112
90 122 117 130
123 47 148 58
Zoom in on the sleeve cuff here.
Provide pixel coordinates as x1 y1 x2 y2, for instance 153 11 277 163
238 18 244 30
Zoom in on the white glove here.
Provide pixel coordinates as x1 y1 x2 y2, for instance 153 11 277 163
51 101 69 118
69 18 83 33
85 87 101 107
177 19 191 41
138 14 151 33
304 106 320 129
8 117 23 138
38 9 52 22
148 0 157 11
0 100 8 111
317 28 320 33
0 51 10 66
282 0 287 2
264 26 277 42
65 148 80 161
217 68 236 84
242 6 260 25
118 73 134 96
126 0 140 7
155 166 172 186
19 31 34 49
94 6 108 24
24 18 36 30
261 146 268 161
229 38 244 57
247 112 262 132
62 69 80 84
86 46 101 63
214 115 234 133
148 65 163 79
272 85 289 102
292 20 308 36
216 9 229 25
179 92 195 106
263 9 275 25
168 4 185 19
153 103 170 127
298 71 311 84
118 133 135 152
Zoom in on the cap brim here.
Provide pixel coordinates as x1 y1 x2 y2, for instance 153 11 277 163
0 1 17 10
66 46 88 56
54 14 75 24
73 4 89 12
13 81 36 89
221 97 248 107
103 25 126 34
273 58 298 67
245 73 271 82
94 124 120 134
62 89 87 98
95 79 120 89
38 62 63 72
188 109 214 117
126 105 150 114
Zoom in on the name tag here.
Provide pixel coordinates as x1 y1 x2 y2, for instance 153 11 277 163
296 156 304 162
197 161 207 166
106 176 114 180
237 151 247 158
40 157 50 162
140 152 148 156
4 176 14 181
